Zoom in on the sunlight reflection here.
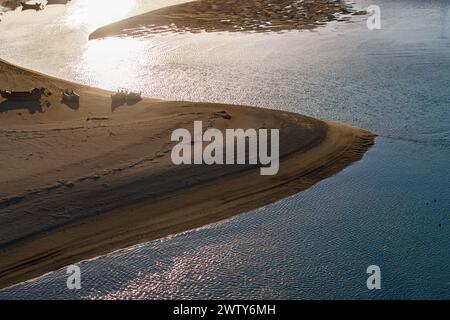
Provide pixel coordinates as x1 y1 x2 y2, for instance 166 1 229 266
76 37 149 90
63 0 137 31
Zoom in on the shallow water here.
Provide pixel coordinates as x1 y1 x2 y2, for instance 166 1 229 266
0 0 449 299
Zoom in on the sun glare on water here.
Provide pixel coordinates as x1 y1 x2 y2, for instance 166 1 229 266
62 0 155 91
77 36 152 91
63 0 137 31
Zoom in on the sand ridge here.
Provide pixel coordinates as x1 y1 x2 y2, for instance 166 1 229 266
0 57 374 289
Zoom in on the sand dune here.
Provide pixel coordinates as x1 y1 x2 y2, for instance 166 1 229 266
0 59 374 289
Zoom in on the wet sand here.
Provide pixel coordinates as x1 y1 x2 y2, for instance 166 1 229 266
90 0 364 39
0 58 374 289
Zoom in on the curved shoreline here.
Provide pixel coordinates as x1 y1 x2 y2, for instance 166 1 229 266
0 58 374 289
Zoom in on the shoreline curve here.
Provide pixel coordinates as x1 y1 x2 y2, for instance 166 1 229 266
0 58 374 290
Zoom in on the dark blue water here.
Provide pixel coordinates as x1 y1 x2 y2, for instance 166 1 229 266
0 0 449 299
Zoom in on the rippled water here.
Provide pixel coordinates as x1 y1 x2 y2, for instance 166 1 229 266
0 0 449 299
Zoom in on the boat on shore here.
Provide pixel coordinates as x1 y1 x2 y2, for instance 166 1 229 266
21 2 45 11
111 90 142 105
62 89 79 102
126 91 142 103
61 89 79 107
0 88 44 101
111 89 128 103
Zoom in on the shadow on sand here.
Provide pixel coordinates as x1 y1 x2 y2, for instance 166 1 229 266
0 100 44 114
61 99 79 111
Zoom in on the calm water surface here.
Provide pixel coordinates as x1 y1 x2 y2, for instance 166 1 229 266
0 0 448 299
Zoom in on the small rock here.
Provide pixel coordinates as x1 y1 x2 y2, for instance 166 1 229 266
352 10 367 16
215 111 232 120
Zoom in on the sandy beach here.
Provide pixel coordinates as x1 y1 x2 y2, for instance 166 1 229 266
89 0 364 39
0 57 373 289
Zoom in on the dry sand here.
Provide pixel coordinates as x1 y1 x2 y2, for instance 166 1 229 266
0 59 374 289
89 0 365 39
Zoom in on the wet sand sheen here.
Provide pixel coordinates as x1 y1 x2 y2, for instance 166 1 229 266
0 56 373 290
89 0 364 39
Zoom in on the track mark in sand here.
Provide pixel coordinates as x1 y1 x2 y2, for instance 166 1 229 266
0 126 86 134
86 117 111 122
0 195 25 208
